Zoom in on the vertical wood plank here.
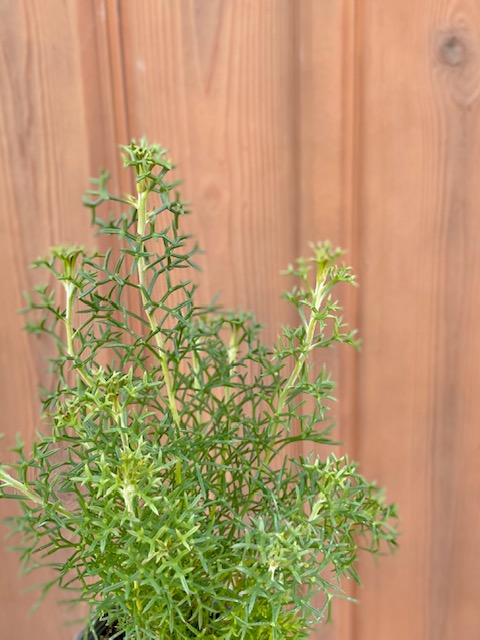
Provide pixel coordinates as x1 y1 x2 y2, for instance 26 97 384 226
297 2 367 639
117 0 298 337
0 1 121 637
356 1 480 639
0 2 90 637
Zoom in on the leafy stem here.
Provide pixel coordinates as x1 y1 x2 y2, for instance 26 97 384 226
63 279 93 387
0 467 73 520
136 182 180 431
276 267 327 417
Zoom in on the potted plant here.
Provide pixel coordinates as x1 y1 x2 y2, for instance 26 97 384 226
0 140 397 639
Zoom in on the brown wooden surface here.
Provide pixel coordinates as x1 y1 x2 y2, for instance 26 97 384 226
1 1 480 638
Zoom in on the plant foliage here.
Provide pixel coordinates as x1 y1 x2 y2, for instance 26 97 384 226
0 140 397 639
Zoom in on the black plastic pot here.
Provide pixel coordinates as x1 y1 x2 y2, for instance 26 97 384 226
75 616 125 640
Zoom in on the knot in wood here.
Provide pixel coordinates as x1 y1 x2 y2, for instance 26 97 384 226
439 34 467 67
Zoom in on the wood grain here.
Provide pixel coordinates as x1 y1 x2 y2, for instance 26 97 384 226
356 1 480 639
297 3 363 638
0 1 119 637
117 0 298 336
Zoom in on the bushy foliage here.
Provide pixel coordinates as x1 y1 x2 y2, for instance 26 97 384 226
0 140 397 639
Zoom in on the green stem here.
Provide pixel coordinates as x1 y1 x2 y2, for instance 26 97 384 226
65 282 75 356
64 282 93 386
0 468 73 520
225 325 239 404
136 186 180 431
192 343 204 429
275 268 327 419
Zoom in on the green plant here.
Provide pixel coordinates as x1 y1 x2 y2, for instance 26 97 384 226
0 140 397 639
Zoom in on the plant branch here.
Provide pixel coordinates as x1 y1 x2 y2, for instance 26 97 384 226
276 267 327 418
0 467 73 520
136 184 180 431
64 281 93 387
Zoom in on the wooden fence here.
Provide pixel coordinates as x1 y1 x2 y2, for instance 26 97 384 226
1 1 480 638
